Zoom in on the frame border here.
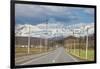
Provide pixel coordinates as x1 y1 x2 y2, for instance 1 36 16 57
10 0 97 68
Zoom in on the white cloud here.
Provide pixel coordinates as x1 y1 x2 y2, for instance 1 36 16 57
15 22 94 38
15 4 94 26
83 8 94 16
15 4 80 19
15 4 46 17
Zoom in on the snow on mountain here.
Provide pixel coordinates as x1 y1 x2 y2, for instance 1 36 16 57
15 22 94 38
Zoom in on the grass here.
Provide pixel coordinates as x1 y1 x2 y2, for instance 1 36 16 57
66 49 94 61
15 47 53 57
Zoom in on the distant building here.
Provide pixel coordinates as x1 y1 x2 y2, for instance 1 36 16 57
64 34 94 49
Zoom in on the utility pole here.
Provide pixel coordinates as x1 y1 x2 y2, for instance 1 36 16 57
71 29 81 56
81 25 93 60
56 28 58 48
85 28 89 59
28 25 31 54
73 31 76 54
45 17 48 52
39 37 42 53
69 29 76 54
80 25 93 59
79 36 81 56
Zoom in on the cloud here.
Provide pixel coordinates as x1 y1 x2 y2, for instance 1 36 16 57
15 4 94 25
84 8 94 16
15 22 94 38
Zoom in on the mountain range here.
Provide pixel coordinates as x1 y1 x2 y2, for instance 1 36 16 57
15 22 94 39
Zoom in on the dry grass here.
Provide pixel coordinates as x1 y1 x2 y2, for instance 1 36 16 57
15 47 53 57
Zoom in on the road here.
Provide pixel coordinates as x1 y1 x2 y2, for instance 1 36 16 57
16 47 79 65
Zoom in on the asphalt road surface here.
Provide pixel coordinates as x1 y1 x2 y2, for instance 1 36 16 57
17 47 79 65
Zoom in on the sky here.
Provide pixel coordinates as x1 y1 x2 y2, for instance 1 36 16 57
15 4 94 25
15 4 95 38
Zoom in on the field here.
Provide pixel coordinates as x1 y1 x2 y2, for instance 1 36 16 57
15 47 53 57
66 48 94 61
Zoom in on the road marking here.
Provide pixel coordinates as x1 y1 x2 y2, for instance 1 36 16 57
20 53 50 65
16 51 51 63
66 52 78 62
52 48 62 63
18 47 78 65
16 55 34 63
16 48 57 64
20 49 57 65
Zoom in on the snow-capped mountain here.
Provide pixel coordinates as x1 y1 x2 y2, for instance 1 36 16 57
15 22 94 38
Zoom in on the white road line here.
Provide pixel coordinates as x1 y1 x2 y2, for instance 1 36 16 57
16 55 34 63
16 49 57 64
20 54 49 65
20 50 57 65
66 52 78 62
52 48 62 63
